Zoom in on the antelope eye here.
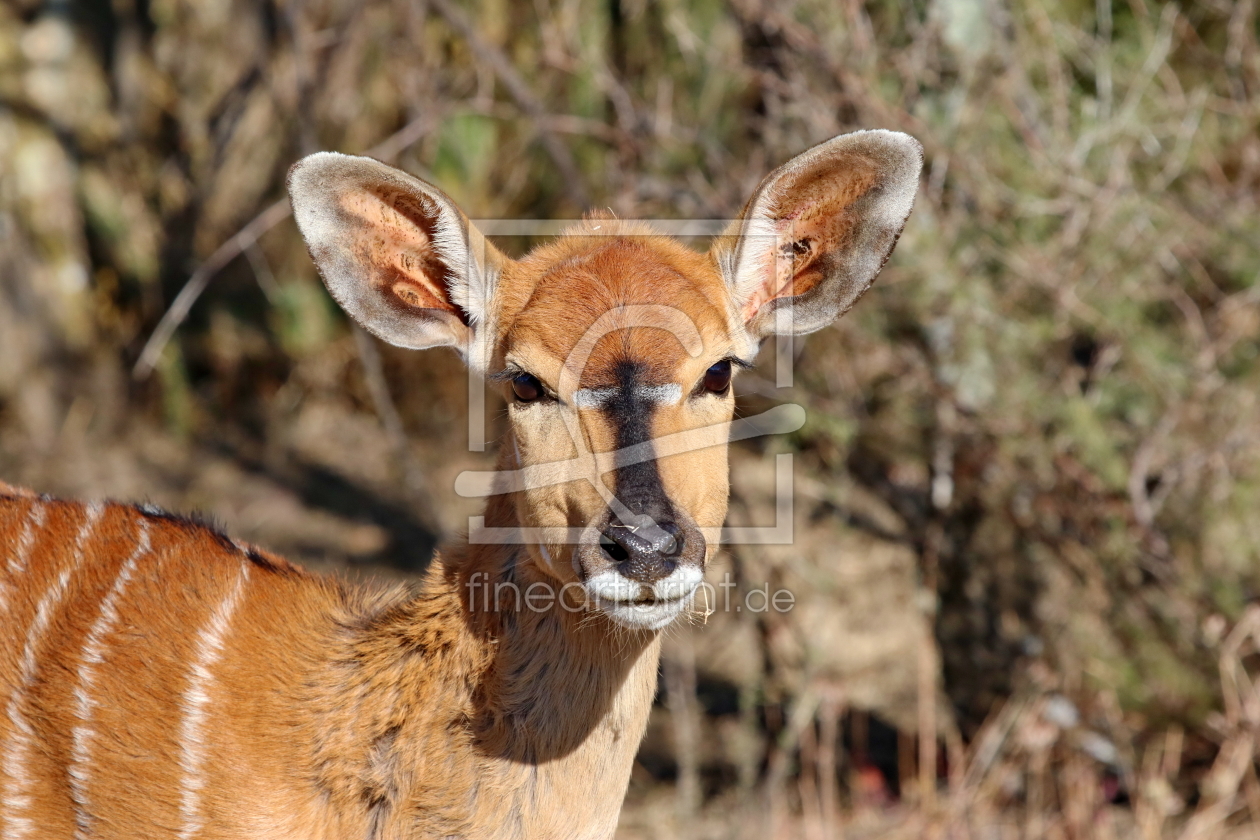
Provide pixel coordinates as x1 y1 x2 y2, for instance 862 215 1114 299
703 360 732 394
511 373 544 403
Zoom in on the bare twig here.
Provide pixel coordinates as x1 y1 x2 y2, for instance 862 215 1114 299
664 633 702 819
817 688 843 840
918 621 939 811
133 198 291 380
244 241 281 304
133 113 440 379
798 708 823 840
1129 411 1178 529
350 325 442 535
763 688 821 836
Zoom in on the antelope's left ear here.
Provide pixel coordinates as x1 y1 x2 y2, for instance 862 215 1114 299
712 130 923 338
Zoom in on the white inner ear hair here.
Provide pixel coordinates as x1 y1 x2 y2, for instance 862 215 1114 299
572 384 683 409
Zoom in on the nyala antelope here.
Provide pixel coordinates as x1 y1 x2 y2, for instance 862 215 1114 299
0 129 921 839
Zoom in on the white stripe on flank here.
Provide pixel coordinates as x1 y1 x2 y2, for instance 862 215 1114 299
176 559 250 840
6 501 47 576
1 502 104 840
0 502 48 617
68 518 151 840
572 383 682 409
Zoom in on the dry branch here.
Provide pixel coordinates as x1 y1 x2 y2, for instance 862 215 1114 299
133 113 439 380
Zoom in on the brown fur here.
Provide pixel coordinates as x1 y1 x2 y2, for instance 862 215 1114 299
0 491 654 839
1 130 920 839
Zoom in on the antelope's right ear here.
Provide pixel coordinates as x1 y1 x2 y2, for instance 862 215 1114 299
287 152 508 368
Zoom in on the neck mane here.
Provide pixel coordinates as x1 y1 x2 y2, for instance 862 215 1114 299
306 447 663 839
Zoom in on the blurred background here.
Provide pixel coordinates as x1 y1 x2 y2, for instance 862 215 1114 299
1 0 1259 836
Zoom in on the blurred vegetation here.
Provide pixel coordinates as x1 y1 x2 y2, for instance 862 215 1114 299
1 0 1259 835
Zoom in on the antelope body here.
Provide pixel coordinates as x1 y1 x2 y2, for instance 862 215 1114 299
0 129 921 839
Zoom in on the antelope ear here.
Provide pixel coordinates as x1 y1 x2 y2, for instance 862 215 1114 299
712 130 922 338
287 152 508 368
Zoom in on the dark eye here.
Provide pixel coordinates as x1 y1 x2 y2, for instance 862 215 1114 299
703 360 732 395
511 373 544 402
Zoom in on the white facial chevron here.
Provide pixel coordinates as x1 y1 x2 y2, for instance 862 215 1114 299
571 384 682 409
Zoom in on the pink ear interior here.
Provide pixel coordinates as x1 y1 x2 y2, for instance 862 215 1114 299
338 187 463 322
739 153 881 323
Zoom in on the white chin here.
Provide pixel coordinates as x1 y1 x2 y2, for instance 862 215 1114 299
583 567 704 630
595 595 693 630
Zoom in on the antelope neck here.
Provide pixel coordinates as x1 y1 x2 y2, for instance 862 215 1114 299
309 489 662 836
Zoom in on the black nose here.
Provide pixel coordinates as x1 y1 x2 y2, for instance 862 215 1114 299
599 519 682 583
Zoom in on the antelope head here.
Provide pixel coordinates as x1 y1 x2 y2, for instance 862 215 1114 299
288 129 922 631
